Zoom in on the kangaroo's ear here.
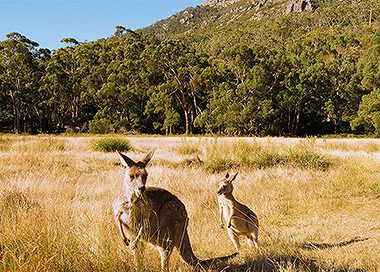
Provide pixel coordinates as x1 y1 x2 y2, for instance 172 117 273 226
141 149 155 166
117 151 136 168
229 172 238 183
225 173 230 179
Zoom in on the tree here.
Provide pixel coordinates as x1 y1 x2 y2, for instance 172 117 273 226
351 88 380 135
145 40 210 134
0 32 41 133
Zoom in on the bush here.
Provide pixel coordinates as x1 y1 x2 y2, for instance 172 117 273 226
92 137 132 152
285 145 331 170
203 140 332 172
204 156 234 173
88 118 114 134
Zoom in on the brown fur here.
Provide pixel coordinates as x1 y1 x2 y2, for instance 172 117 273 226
113 151 237 272
218 173 259 252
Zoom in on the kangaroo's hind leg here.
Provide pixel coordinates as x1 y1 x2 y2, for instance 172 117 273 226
246 233 259 252
247 213 259 251
227 228 240 252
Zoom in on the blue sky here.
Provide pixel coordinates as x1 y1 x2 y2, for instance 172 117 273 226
0 0 203 50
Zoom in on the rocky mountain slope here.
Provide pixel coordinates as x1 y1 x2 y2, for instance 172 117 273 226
144 0 316 40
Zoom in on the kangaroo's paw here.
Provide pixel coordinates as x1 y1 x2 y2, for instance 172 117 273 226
130 241 137 250
123 238 130 246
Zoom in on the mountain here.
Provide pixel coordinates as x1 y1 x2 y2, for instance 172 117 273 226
144 0 315 41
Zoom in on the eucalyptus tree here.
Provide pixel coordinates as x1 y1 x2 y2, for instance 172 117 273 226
93 31 157 133
0 32 42 133
145 40 210 134
351 34 380 135
195 44 279 135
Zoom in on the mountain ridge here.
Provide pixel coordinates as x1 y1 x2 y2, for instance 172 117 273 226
144 0 316 41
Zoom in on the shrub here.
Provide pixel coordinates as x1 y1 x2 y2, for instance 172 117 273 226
204 155 234 173
92 137 132 153
254 147 282 168
88 118 114 134
286 147 330 170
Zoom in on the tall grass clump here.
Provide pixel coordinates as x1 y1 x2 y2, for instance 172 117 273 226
92 137 132 152
204 140 332 172
16 137 67 152
37 138 67 152
0 137 14 151
285 141 332 170
204 140 280 172
365 142 380 153
322 140 380 154
172 140 200 155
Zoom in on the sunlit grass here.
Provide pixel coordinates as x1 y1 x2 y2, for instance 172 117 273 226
0 135 378 271
322 139 380 154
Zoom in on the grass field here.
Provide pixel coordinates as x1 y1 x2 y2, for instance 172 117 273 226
0 135 379 272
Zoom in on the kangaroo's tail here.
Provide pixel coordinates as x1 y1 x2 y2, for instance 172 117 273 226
177 230 199 266
177 230 238 270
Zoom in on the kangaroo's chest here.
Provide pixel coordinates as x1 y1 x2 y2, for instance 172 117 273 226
218 196 234 222
115 197 155 233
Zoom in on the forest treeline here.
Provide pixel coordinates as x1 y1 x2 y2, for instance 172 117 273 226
1 1 380 136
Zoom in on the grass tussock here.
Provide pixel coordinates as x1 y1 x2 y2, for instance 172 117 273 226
203 140 331 173
172 141 200 156
0 188 40 219
322 140 380 154
0 136 15 151
92 137 132 152
0 135 378 271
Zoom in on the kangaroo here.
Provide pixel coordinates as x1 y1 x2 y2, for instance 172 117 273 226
113 150 237 272
217 173 259 252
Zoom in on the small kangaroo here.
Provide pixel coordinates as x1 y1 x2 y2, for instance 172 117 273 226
217 173 259 252
113 150 237 272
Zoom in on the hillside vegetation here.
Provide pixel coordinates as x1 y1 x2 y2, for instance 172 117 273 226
1 0 380 136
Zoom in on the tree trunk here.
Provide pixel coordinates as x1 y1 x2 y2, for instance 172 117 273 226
184 110 190 135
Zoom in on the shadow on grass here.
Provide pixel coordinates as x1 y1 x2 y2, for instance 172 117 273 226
298 236 370 250
219 254 366 272
215 237 370 272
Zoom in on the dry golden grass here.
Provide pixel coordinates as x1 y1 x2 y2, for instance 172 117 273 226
0 135 379 272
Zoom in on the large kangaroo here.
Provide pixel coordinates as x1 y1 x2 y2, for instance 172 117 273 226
113 150 236 272
217 173 259 252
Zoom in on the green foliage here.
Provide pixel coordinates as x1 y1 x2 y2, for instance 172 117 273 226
1 0 380 136
204 155 234 173
351 89 380 135
88 118 114 134
92 137 132 152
